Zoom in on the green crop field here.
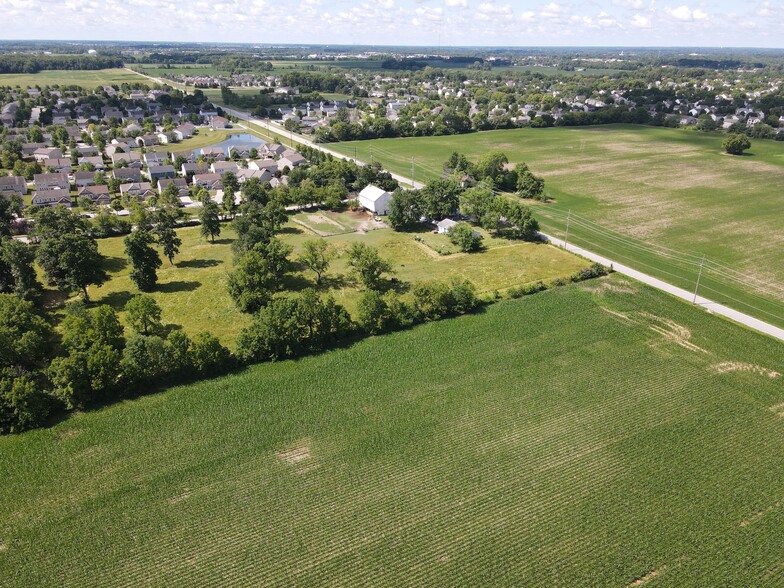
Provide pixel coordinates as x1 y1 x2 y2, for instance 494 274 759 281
2 275 783 586
0 68 148 88
87 223 586 345
327 125 784 328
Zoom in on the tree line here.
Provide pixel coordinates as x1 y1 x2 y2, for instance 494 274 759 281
0 54 124 74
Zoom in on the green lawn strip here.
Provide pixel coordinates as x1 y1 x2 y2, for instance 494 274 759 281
1 277 782 586
87 223 586 344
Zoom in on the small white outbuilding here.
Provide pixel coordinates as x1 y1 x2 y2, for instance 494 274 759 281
358 185 393 215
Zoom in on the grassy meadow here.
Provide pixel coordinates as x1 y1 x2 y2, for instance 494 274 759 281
0 69 147 88
2 275 783 586
327 125 784 327
88 221 587 346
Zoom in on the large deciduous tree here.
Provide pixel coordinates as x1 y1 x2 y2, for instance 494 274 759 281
124 229 162 292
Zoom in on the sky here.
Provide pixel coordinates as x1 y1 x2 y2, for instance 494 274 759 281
2 0 783 48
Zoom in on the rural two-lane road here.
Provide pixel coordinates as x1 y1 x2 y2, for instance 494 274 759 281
130 69 784 343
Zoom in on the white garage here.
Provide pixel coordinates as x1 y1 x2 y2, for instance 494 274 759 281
358 185 393 215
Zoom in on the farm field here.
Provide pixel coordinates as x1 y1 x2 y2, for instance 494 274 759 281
0 68 148 88
2 276 783 586
88 222 587 345
327 125 784 328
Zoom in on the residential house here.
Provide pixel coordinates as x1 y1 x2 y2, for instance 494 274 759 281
144 151 167 166
200 148 226 161
136 135 158 147
112 168 143 182
158 177 190 198
0 175 27 197
174 122 195 139
211 116 230 130
263 143 286 158
74 171 98 187
171 150 197 164
119 182 156 200
111 151 142 168
358 185 392 215
211 161 239 174
236 168 273 184
22 142 47 156
34 173 70 191
33 147 64 162
248 159 278 173
77 185 112 206
278 151 306 169
193 173 223 191
147 165 176 181
73 145 99 157
436 219 459 234
44 158 73 174
78 155 105 170
181 162 209 177
32 189 72 207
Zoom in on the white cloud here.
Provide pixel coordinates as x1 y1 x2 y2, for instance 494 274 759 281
666 4 708 21
445 0 468 7
612 0 645 9
630 13 652 27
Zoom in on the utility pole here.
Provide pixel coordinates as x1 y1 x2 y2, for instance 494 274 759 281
564 209 571 249
693 255 706 304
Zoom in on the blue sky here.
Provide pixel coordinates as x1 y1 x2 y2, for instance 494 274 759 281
2 0 782 48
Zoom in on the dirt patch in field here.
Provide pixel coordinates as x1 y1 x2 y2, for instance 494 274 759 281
307 214 342 228
600 307 636 323
627 567 667 587
55 428 82 441
167 488 191 505
0 541 7 552
641 312 707 354
769 402 784 416
740 501 781 527
585 279 638 296
712 362 780 379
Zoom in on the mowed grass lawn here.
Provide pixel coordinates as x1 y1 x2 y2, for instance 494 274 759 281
328 126 784 325
0 68 147 88
2 276 783 586
89 222 587 346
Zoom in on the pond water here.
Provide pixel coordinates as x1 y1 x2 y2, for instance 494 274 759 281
194 133 266 156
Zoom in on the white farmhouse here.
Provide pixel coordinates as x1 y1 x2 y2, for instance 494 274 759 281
358 185 393 215
436 218 459 234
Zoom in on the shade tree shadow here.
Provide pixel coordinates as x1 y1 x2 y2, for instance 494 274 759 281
177 258 223 269
157 280 201 293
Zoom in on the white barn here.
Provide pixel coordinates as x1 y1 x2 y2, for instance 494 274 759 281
358 185 393 215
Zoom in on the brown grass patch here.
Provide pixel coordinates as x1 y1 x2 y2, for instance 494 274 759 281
600 307 635 322
277 442 311 463
740 501 781 527
55 428 82 441
627 566 666 587
769 402 784 417
167 488 191 505
712 362 780 379
641 313 707 354
0 541 7 552
586 279 638 296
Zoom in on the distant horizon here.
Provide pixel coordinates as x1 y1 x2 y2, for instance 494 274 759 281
1 0 782 49
2 40 784 53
